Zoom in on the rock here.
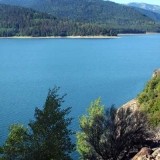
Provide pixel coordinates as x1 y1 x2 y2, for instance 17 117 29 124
152 69 160 78
132 148 160 160
132 147 152 160
152 148 160 157
155 154 160 160
118 98 138 111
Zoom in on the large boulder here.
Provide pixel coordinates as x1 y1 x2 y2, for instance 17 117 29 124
152 148 160 159
132 147 152 160
131 147 160 160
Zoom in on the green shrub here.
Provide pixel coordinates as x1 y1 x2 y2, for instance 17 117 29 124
137 75 160 127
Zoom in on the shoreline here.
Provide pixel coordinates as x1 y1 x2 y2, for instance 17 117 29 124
1 33 159 39
0 35 118 39
118 32 160 36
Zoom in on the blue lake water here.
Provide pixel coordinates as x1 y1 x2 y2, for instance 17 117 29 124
0 34 160 158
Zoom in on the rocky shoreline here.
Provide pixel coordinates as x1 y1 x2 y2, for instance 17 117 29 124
119 69 160 160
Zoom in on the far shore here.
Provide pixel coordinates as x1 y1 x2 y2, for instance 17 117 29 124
0 32 160 39
1 33 159 39
0 35 118 39
118 32 160 36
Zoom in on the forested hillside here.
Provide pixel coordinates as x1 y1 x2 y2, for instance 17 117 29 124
0 4 115 37
0 0 160 33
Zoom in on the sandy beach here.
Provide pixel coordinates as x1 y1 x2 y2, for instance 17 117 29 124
0 35 118 39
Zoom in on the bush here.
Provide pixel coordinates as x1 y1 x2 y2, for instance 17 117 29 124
77 98 153 160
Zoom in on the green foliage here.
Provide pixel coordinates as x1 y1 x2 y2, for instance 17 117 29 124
80 97 104 128
77 98 153 160
1 0 160 33
28 87 75 160
0 4 115 37
137 75 160 127
2 87 75 160
2 124 30 160
76 98 104 159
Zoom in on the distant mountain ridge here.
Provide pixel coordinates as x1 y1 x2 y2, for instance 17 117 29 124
0 0 160 33
128 2 160 14
127 3 160 22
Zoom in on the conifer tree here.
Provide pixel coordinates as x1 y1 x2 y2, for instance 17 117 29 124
2 87 75 160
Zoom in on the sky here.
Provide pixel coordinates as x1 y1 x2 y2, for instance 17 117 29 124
109 0 160 6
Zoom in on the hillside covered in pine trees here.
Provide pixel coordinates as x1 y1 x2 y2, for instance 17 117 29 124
0 0 160 33
0 4 114 37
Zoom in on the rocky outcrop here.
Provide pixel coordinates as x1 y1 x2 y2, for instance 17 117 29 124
132 147 153 160
132 147 160 160
152 69 160 78
120 98 138 111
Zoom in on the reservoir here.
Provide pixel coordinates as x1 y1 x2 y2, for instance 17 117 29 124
0 34 160 158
